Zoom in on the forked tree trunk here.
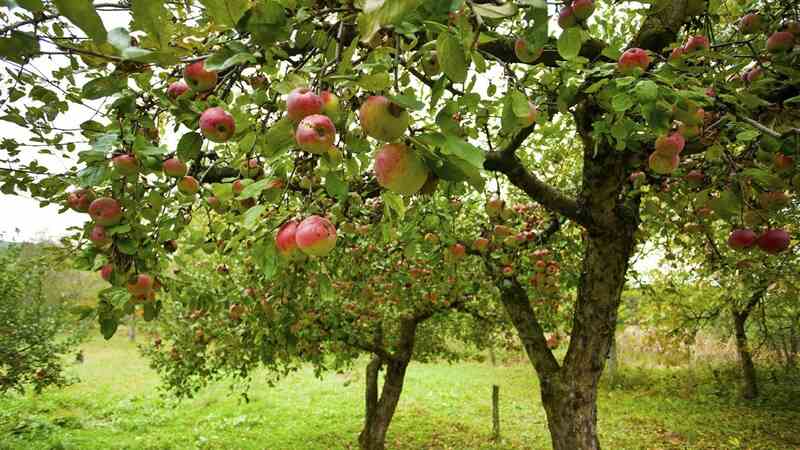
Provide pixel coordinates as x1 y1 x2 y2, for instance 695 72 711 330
358 356 410 450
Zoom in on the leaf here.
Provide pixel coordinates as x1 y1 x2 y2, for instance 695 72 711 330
357 73 392 91
244 1 288 47
204 51 255 72
442 135 484 168
82 76 127 100
107 28 131 53
611 93 634 112
382 191 406 220
0 31 39 63
53 0 107 43
240 178 270 199
472 2 517 18
131 0 172 49
387 94 425 111
634 80 659 102
15 0 45 11
100 318 118 340
262 118 295 156
557 27 583 60
243 204 266 229
199 0 250 30
325 173 349 201
116 239 138 255
437 31 468 83
709 190 741 222
176 132 203 161
358 0 419 43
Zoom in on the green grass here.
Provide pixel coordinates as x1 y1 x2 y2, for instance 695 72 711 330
1 334 799 450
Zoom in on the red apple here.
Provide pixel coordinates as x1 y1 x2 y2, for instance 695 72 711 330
756 229 791 254
571 0 594 20
89 224 111 247
767 31 795 53
742 66 763 83
320 91 341 119
684 35 710 52
473 237 490 252
99 264 113 281
199 107 235 143
739 13 762 35
127 273 154 297
167 81 189 99
359 96 410 142
449 243 466 259
177 176 200 195
648 151 680 175
558 6 577 28
276 220 302 259
207 196 226 213
112 154 139 176
654 132 686 156
774 153 794 172
373 143 430 195
287 88 323 122
88 197 123 226
232 178 253 195
229 304 245 321
239 159 262 179
66 188 95 212
162 158 187 178
669 47 685 62
295 114 337 154
514 39 542 63
727 229 757 250
295 215 337 257
617 48 650 75
183 60 218 92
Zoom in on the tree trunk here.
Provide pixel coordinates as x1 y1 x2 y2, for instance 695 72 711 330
358 357 410 450
127 315 136 342
607 332 618 385
733 310 758 399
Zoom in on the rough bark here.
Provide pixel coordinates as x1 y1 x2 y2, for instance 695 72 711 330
732 289 764 400
358 358 410 450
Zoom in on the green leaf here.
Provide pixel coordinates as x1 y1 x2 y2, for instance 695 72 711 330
243 204 266 230
245 1 288 47
107 28 131 53
15 0 45 11
131 0 172 49
382 191 406 220
82 76 127 100
634 80 659 102
472 2 517 18
199 0 250 29
53 0 107 43
611 93 634 112
262 118 295 156
0 31 39 63
325 173 349 201
709 189 741 222
77 165 110 187
240 178 270 199
557 27 583 60
100 317 118 340
205 49 255 72
177 132 203 161
442 135 484 168
357 72 392 91
116 239 138 255
437 31 468 83
358 0 419 43
387 94 425 111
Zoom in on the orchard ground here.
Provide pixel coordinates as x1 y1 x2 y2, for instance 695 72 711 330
1 332 798 450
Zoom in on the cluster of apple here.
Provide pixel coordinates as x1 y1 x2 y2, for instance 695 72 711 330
275 215 338 259
728 227 790 254
285 87 340 155
558 0 595 29
649 132 687 175
169 61 238 145
528 249 560 294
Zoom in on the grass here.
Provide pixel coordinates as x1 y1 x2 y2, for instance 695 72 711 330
1 333 799 450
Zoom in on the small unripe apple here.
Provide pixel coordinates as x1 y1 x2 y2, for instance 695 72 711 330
473 237 490 253
88 197 123 226
286 87 323 122
67 188 95 212
167 81 190 99
774 153 794 172
359 96 410 142
320 91 341 119
758 191 790 210
207 196 226 213
276 220 302 259
571 0 594 20
767 31 795 53
558 6 577 28
654 132 686 156
112 154 139 176
648 151 680 175
727 229 757 250
295 114 337 154
739 13 762 35
742 66 763 83
756 229 791 254
163 158 188 178
684 35 710 52
89 224 111 247
514 39 542 63
449 243 466 259
617 48 650 75
199 107 235 143
99 264 113 281
296 215 337 257
239 159 262 179
501 265 514 277
373 143 430 195
127 273 154 297
183 60 218 92
684 170 705 185
229 303 245 321
177 176 200 195
421 52 441 76
518 101 539 127
486 197 505 218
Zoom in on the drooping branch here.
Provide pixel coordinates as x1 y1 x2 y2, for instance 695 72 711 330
478 36 609 67
629 0 691 52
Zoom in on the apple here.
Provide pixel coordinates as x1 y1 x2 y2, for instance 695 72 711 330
276 220 301 259
167 81 189 99
164 240 178 253
629 171 646 189
89 224 111 247
199 107 235 143
473 237 490 252
127 273 154 297
739 13 762 34
67 188 95 212
287 88 323 122
424 232 439 244
672 101 704 126
88 197 123 226
571 0 594 20
684 35 709 52
486 197 505 218
232 178 254 195
783 21 800 36
684 170 705 185
518 101 539 127
320 91 341 119
239 159 262 179
183 60 218 92
99 264 113 282
229 304 245 321
558 6 577 28
767 31 795 53
296 215 337 257
669 47 685 62
654 132 686 156
727 229 757 250
774 153 794 172
421 52 441 76
449 243 466 259
359 96 410 142
757 229 791 254
112 154 139 176
617 48 650 75
648 151 680 175
742 66 763 83
295 114 337 154
162 158 187 178
758 191 790 209
177 176 200 195
678 123 701 140
373 143 430 195
493 224 514 238
514 39 543 63
501 265 514 277
207 196 226 213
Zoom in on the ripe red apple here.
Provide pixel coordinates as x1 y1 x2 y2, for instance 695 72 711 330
421 52 441 76
183 60 218 92
684 35 710 52
757 229 791 254
177 176 200 195
774 153 794 172
162 158 187 178
742 66 763 83
739 13 762 34
648 151 680 175
359 96 410 142
558 6 577 28
127 273 154 297
617 48 650 75
232 179 253 195
167 81 190 99
669 47 685 62
239 159 262 179
112 154 139 176
684 170 705 185
501 265 514 277
66 188 95 212
295 114 337 154
571 0 595 20
767 31 795 53
473 237 490 253
727 229 757 250
320 91 341 119
88 197 123 226
286 87 323 122
276 220 301 259
199 107 235 143
514 39 542 63
449 243 466 259
654 132 686 156
99 264 113 282
89 224 111 247
485 197 505 218
373 143 430 195
296 215 337 257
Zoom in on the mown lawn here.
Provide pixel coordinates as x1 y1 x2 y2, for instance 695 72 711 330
1 333 799 450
